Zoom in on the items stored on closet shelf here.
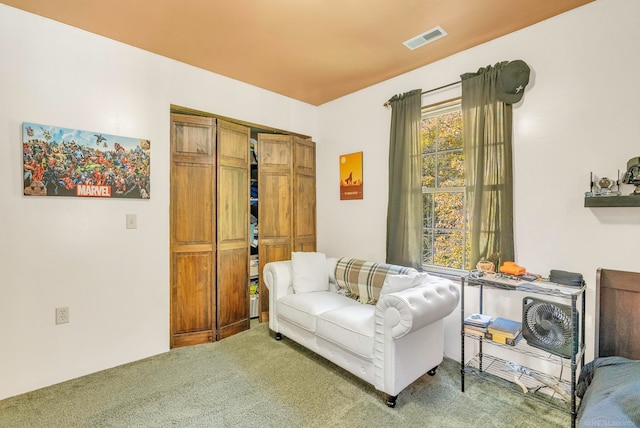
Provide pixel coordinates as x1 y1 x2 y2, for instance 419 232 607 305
250 182 258 205
250 214 258 250
250 252 259 319
250 254 259 278
250 138 258 163
249 278 259 295
249 276 259 318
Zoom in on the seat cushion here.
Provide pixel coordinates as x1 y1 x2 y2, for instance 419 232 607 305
316 304 375 359
277 291 359 332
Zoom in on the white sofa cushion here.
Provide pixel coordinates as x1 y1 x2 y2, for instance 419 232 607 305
316 304 376 359
277 291 358 332
291 251 329 293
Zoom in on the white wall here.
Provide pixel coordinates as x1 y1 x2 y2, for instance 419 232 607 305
316 0 640 362
0 5 317 400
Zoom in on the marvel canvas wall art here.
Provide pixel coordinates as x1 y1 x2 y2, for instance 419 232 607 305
22 122 150 198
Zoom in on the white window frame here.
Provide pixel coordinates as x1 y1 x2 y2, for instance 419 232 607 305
421 98 469 278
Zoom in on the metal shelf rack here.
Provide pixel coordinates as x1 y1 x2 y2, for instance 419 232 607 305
461 274 586 428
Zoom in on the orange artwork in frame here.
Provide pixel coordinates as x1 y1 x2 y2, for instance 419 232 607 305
339 151 363 200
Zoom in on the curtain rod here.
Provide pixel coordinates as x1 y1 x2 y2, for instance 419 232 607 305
383 80 461 107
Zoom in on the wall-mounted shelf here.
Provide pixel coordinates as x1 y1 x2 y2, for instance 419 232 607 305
584 195 640 207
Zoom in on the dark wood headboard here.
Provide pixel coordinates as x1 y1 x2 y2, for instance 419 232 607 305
595 268 640 359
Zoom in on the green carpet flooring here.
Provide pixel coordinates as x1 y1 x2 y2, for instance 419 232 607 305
0 322 570 427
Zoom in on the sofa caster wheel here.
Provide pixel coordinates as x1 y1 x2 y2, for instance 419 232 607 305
427 366 438 376
275 332 282 341
385 395 397 408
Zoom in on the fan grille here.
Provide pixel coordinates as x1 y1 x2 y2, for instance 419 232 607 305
522 297 575 358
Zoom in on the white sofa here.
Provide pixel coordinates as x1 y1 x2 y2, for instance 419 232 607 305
263 253 460 407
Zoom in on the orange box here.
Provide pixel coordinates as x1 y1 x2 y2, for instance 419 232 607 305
499 261 526 276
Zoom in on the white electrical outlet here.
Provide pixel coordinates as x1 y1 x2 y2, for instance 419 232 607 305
56 306 70 324
126 213 137 229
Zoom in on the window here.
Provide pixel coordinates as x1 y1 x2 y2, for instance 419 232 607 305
421 99 470 272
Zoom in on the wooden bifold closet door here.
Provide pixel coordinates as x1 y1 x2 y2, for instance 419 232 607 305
170 114 251 347
216 120 251 339
257 134 316 321
170 114 216 348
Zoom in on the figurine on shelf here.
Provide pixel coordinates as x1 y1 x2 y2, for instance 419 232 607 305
622 157 640 195
586 172 621 197
596 176 616 196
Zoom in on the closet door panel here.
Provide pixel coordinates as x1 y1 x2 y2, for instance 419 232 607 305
218 123 249 163
294 174 315 237
258 135 293 321
217 247 249 339
257 242 291 318
260 173 292 237
293 138 316 251
171 252 214 347
218 166 249 243
172 164 213 244
260 138 291 167
172 114 214 164
170 114 216 348
294 138 316 173
217 120 250 338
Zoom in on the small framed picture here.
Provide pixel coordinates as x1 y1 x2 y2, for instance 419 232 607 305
339 151 363 200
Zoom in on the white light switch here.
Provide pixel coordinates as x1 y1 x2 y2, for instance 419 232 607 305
126 213 137 229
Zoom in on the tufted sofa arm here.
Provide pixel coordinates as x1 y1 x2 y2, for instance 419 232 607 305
373 275 459 396
374 277 460 339
263 260 294 332
263 260 293 298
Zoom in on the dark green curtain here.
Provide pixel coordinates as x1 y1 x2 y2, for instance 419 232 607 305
386 89 422 268
461 62 514 268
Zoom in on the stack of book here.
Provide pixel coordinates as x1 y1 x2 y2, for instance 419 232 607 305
463 313 492 337
487 317 522 346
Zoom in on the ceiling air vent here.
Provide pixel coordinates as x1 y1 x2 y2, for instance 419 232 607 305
403 26 447 50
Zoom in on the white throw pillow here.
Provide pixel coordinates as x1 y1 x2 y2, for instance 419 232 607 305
380 272 431 296
291 252 329 293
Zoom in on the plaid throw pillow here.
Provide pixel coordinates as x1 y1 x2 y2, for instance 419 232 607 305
334 257 415 304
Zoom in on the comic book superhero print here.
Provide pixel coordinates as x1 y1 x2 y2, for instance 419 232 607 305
22 122 150 199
